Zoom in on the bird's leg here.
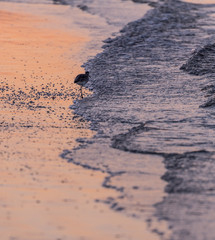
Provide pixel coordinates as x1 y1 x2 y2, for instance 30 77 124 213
80 86 83 99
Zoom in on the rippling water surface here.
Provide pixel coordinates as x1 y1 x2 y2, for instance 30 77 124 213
2 0 215 239
68 1 215 239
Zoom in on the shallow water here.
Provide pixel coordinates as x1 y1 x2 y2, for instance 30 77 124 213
69 0 215 239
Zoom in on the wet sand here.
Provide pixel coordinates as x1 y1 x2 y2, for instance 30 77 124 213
0 2 164 239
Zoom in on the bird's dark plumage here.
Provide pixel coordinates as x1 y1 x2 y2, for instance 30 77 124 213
74 71 90 86
74 71 90 98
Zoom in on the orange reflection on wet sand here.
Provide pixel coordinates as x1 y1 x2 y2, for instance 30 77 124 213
0 9 86 84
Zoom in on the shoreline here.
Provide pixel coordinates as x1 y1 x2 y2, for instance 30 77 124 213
0 2 165 239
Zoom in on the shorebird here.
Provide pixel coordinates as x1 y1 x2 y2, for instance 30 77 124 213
74 71 90 98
